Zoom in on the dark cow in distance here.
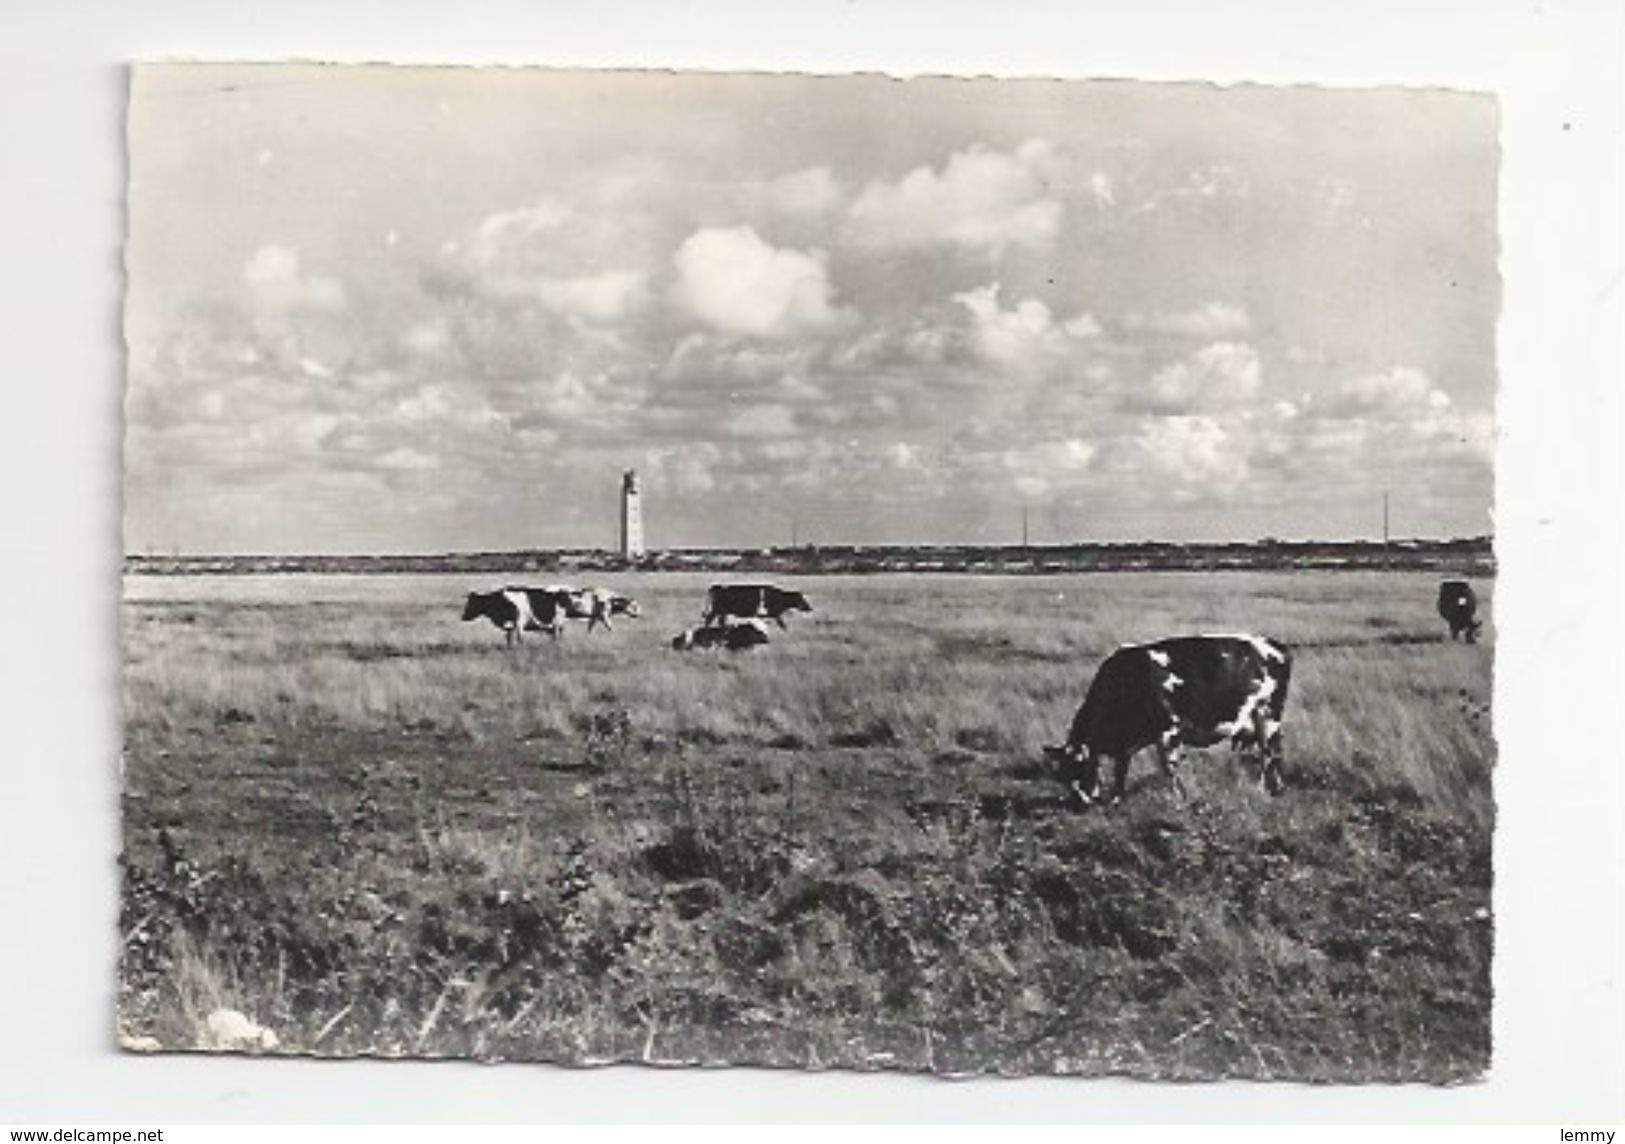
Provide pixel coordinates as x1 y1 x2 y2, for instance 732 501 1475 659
671 618 771 651
1044 634 1293 808
461 589 562 647
702 584 812 630
1437 580 1483 643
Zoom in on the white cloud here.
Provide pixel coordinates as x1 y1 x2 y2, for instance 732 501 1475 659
1138 341 1263 412
671 226 843 339
1001 437 1098 497
1126 302 1251 338
845 140 1062 256
1318 369 1495 462
1322 366 1442 419
1063 313 1103 339
954 284 1064 376
443 201 649 322
527 270 647 322
1132 415 1248 487
242 245 346 314
475 202 572 248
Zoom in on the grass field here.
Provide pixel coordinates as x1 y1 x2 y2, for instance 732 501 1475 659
118 570 1494 1080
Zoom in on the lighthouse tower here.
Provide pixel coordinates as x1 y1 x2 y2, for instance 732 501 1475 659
619 470 645 559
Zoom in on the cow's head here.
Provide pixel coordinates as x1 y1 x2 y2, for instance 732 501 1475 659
611 595 641 618
785 591 812 613
461 593 486 621
1043 742 1101 807
671 629 696 650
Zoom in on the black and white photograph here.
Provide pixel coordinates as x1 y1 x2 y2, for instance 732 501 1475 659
118 63 1499 1081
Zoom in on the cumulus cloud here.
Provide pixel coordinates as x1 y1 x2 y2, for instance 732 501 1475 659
1306 367 1496 463
527 271 647 322
1063 313 1104 339
242 245 346 315
1001 437 1098 498
1136 341 1263 412
954 284 1064 375
671 226 844 339
1320 366 1445 419
951 284 1107 384
1130 415 1248 490
1126 302 1250 338
433 200 650 322
845 140 1062 256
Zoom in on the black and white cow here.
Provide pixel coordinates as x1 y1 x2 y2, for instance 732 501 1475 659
671 618 771 651
1437 580 1483 643
702 584 812 630
461 589 562 646
535 585 641 634
1044 634 1293 807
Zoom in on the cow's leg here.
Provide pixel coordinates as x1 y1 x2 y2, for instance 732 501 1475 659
1110 754 1131 804
773 614 788 630
1253 708 1286 795
1155 726 1188 801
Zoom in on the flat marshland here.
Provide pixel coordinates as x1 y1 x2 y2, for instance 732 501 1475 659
119 570 1494 1079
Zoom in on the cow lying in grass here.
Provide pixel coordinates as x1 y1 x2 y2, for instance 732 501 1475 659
671 618 771 651
1044 634 1293 807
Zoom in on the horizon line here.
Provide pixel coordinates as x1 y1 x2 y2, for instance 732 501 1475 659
125 534 1495 562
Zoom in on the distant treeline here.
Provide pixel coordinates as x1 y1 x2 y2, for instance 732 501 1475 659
125 537 1494 577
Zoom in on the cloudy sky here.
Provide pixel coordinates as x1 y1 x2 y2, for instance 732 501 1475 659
125 66 1497 554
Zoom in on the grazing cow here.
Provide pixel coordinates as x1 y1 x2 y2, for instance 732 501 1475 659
702 584 812 630
536 585 641 634
671 618 772 651
461 589 561 646
1043 634 1293 807
1437 580 1483 643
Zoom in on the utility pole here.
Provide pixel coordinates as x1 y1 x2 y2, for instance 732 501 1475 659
1382 491 1391 569
1022 505 1030 550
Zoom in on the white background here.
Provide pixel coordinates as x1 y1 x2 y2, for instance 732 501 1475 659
1 0 1620 1124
